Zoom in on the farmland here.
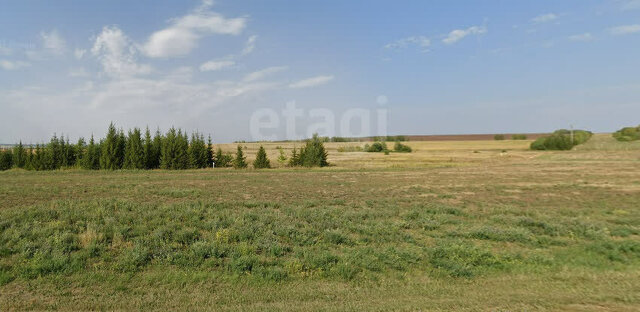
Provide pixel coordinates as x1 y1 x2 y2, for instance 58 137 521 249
0 134 639 310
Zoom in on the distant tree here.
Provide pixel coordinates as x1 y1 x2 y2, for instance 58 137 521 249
300 134 329 167
160 127 177 169
288 147 302 167
12 141 27 168
233 145 248 169
82 135 101 170
100 123 125 170
143 127 153 169
175 129 190 169
124 127 145 169
0 150 13 170
494 134 505 140
253 146 271 169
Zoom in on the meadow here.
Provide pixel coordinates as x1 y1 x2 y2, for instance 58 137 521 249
0 134 639 311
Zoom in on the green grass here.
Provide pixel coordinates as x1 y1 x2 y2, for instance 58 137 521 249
1 143 640 310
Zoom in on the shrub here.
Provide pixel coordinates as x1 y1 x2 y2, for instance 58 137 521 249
512 134 527 140
494 134 505 140
612 125 640 142
364 142 388 153
530 129 592 150
337 146 363 152
393 141 412 153
289 134 329 167
253 146 271 169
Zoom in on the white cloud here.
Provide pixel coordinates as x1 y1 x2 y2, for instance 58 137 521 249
619 0 640 10
74 48 87 59
242 35 257 55
531 13 558 23
243 66 288 82
68 67 90 77
143 2 247 58
289 75 334 89
610 24 640 35
442 26 487 44
41 30 67 55
385 36 431 52
0 59 30 70
91 26 152 78
199 60 235 71
568 33 594 42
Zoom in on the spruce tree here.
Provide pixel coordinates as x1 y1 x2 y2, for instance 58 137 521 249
214 147 231 167
206 135 213 168
12 141 27 168
76 137 86 166
300 134 329 167
160 127 177 169
253 146 271 169
82 135 100 170
188 132 208 169
175 130 190 169
100 123 124 170
233 145 247 169
124 127 144 169
143 127 153 169
277 147 287 166
0 150 13 171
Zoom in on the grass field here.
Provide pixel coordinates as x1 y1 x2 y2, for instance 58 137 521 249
1 134 639 310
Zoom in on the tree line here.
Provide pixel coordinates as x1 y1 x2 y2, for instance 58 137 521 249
0 124 329 171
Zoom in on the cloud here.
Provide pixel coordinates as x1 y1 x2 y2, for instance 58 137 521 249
568 33 594 42
289 75 334 89
442 26 487 44
68 67 90 77
241 35 257 55
610 24 640 35
41 30 67 55
531 13 558 24
74 48 87 59
243 66 288 82
619 0 640 10
199 60 235 71
143 2 247 58
91 26 152 78
0 59 31 70
385 36 430 52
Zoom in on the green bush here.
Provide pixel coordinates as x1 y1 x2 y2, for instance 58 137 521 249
364 142 388 153
612 125 640 142
494 134 505 140
289 134 329 167
0 150 13 171
512 134 527 140
393 141 412 153
530 129 593 150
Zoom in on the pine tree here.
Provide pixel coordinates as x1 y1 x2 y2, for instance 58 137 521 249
12 141 27 168
253 146 271 169
124 127 144 169
233 145 247 169
82 135 100 170
76 137 86 166
175 129 190 169
188 132 208 169
160 127 177 169
0 150 13 171
151 128 163 169
100 123 124 170
277 147 287 166
214 147 231 168
288 147 301 167
300 134 329 167
143 127 153 169
206 135 214 168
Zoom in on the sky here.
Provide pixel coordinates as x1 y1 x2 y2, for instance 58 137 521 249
1 0 640 143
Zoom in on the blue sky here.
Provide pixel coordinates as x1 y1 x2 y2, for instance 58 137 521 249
1 0 640 143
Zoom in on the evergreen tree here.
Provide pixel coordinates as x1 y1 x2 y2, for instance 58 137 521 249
175 129 190 169
206 135 214 168
288 147 302 167
100 123 124 170
0 150 13 170
124 127 144 169
300 134 329 167
143 127 153 169
151 128 163 169
214 147 232 168
76 137 86 166
188 132 208 169
46 133 61 170
277 147 287 166
233 145 247 169
160 127 177 169
82 135 100 170
12 141 27 168
253 146 271 169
